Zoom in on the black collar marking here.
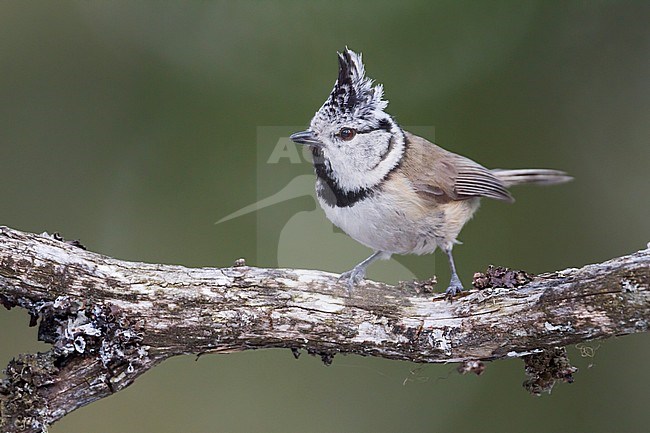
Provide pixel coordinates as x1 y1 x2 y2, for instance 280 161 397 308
312 147 372 208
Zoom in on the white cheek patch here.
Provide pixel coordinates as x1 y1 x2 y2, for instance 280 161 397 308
327 133 405 192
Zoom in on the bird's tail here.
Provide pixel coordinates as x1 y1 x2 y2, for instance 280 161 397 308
491 169 573 187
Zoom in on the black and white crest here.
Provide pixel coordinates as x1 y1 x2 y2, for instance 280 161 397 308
312 48 389 126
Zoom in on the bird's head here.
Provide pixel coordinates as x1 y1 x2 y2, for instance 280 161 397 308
290 48 405 193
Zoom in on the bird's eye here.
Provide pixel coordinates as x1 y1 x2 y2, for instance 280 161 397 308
338 127 356 141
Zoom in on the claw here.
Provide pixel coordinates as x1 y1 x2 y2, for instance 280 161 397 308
338 267 366 293
444 284 464 299
444 276 464 300
337 251 387 295
443 247 464 300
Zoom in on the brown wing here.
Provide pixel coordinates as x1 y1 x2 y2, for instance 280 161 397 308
402 132 514 203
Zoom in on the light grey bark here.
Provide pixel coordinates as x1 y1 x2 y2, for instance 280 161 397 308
0 226 648 432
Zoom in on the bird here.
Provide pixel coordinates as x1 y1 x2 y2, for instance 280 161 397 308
289 48 572 296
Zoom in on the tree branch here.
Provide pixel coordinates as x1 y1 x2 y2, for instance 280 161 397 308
1 226 648 432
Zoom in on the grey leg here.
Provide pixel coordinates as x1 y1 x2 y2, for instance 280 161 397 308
443 247 464 297
339 251 389 291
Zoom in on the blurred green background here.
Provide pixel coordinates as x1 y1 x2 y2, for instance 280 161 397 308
1 1 649 432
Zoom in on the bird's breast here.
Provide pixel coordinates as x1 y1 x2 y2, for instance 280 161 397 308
315 176 479 255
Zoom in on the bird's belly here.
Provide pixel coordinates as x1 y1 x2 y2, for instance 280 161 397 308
317 191 472 255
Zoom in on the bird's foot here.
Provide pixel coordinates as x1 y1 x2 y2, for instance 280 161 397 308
444 278 464 300
338 266 366 294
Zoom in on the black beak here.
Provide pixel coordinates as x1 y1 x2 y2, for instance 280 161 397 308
290 130 323 147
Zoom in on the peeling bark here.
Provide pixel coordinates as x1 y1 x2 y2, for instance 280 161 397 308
0 226 648 432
